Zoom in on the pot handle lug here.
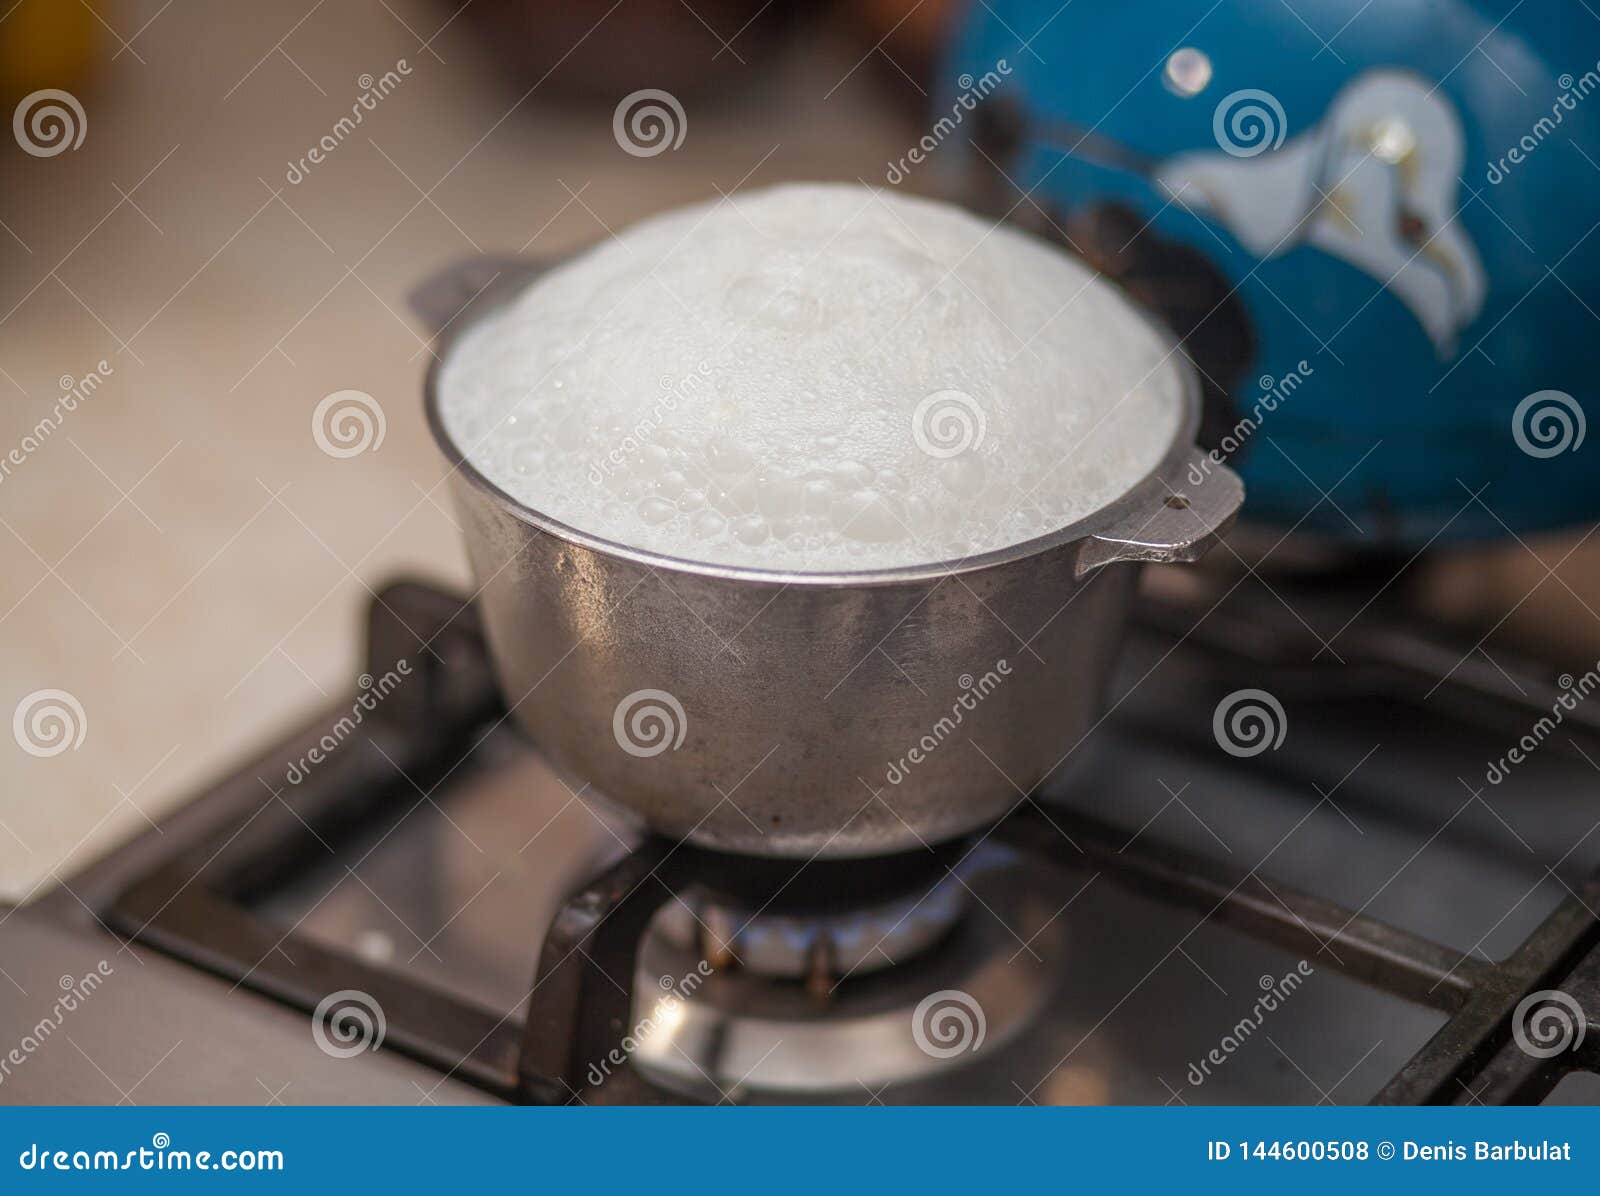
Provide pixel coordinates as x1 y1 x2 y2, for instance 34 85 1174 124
1074 452 1243 577
407 255 549 340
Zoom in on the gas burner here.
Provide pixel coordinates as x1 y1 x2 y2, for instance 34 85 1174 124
637 843 1059 1098
654 855 973 985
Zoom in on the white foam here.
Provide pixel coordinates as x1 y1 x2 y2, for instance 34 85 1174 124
438 183 1185 572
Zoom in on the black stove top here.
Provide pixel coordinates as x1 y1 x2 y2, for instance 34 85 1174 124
14 574 1600 1106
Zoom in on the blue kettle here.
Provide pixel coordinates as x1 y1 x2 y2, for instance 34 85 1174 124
940 0 1599 546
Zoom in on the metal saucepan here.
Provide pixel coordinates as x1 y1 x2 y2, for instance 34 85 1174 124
414 255 1242 859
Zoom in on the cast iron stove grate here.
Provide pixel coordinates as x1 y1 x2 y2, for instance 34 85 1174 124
93 580 1600 1104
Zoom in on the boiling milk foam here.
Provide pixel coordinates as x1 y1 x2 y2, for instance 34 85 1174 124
438 184 1184 571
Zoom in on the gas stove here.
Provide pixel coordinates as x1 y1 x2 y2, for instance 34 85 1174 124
7 573 1600 1106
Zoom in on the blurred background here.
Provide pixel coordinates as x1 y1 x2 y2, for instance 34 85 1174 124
1 0 1596 904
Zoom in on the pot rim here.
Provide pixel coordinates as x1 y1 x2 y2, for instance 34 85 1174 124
422 262 1208 588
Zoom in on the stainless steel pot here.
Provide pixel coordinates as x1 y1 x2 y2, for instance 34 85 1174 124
415 256 1242 859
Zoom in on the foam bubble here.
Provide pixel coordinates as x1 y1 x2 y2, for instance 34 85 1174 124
439 183 1184 572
